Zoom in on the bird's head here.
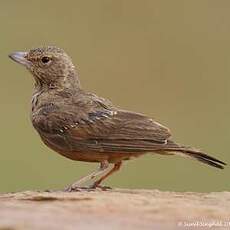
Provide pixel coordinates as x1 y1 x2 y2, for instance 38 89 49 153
9 46 80 89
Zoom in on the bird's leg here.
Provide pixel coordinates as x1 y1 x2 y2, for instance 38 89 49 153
65 160 111 192
90 161 122 189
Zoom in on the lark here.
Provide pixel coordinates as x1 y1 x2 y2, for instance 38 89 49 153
9 46 226 191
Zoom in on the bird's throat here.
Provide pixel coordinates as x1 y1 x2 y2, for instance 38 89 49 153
33 71 81 92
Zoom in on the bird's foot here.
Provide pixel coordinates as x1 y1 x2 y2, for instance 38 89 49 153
64 185 95 192
64 184 112 192
88 184 112 191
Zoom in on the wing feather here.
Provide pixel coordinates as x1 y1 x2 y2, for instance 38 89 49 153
68 109 171 152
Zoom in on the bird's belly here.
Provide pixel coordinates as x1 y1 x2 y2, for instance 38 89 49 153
39 132 143 163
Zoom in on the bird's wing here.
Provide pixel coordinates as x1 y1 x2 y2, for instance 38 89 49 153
65 95 171 152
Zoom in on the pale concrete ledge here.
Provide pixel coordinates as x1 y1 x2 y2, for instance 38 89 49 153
0 189 230 230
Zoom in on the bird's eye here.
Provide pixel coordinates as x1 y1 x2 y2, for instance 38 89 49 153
41 56 51 64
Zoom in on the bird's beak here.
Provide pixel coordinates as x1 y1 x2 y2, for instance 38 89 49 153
9 52 31 68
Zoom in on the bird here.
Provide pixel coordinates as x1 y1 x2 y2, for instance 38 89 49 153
9 46 226 191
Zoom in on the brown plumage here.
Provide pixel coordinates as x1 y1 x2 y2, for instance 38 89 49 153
9 46 226 191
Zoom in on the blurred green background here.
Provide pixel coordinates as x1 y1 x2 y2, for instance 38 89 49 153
0 0 229 193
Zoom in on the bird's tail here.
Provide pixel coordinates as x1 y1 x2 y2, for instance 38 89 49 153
161 140 226 169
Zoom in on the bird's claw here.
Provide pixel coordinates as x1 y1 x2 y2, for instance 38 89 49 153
88 184 112 191
64 185 93 192
64 184 112 192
